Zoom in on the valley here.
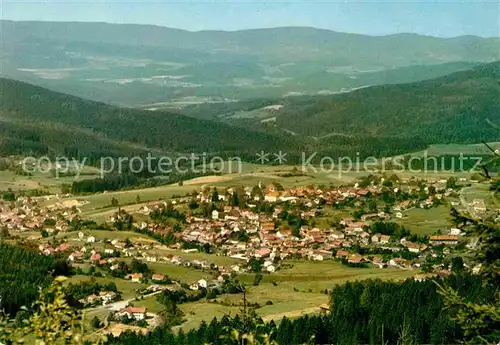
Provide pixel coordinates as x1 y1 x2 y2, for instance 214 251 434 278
0 15 499 345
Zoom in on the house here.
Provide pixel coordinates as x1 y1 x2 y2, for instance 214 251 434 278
330 231 345 240
87 236 96 243
99 291 117 304
264 191 280 203
86 294 100 305
266 265 276 273
197 279 208 289
255 248 271 258
319 303 330 314
406 242 426 253
429 235 459 245
336 250 350 259
450 228 462 236
314 250 333 260
260 222 276 232
356 189 371 197
379 235 391 244
211 210 219 220
372 256 385 268
348 256 367 264
152 274 165 282
68 251 84 262
389 258 406 267
126 273 143 283
277 228 292 238
117 306 147 321
472 199 486 213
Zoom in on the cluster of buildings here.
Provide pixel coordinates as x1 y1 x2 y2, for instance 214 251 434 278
128 182 466 275
78 291 118 307
0 196 79 234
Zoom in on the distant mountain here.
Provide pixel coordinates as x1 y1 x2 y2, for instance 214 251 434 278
1 20 498 106
0 78 299 159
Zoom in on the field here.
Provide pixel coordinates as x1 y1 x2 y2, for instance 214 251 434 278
461 183 499 210
174 261 415 331
0 166 100 192
71 259 415 332
396 205 452 235
109 259 416 332
65 275 144 300
407 142 500 156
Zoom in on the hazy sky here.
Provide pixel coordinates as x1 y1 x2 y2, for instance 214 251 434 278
2 0 499 37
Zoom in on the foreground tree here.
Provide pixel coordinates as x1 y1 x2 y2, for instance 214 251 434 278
0 276 107 345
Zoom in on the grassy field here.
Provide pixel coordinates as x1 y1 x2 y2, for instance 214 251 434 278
152 246 243 266
174 260 415 331
65 275 143 300
0 166 100 192
145 262 214 283
71 260 415 332
396 205 452 236
407 142 500 156
461 183 499 210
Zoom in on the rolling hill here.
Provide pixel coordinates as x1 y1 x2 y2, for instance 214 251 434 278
182 61 500 157
272 61 500 143
0 78 300 159
1 61 499 162
1 20 498 106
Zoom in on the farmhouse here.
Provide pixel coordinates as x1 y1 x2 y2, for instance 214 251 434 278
117 306 147 321
429 235 459 245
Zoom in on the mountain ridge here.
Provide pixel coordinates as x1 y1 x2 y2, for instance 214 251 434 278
2 20 498 39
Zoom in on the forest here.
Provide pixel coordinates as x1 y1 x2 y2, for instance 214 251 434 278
0 243 71 316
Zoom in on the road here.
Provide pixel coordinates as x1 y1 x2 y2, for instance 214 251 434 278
459 186 476 218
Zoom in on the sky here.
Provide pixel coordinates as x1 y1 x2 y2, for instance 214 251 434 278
1 0 499 38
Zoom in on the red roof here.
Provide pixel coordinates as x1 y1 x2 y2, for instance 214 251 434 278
122 306 146 314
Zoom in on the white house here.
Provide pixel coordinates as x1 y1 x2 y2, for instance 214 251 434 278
211 210 219 220
266 265 276 273
117 306 147 321
87 236 96 243
197 279 208 289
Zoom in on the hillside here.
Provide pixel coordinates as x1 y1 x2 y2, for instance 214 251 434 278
0 78 300 159
272 62 500 144
1 20 498 106
185 61 500 147
1 61 499 162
